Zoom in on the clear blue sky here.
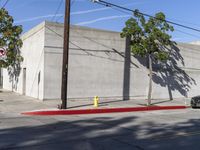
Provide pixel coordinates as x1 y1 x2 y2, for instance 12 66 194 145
2 0 200 42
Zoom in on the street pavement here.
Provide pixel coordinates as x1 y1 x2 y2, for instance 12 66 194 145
1 90 200 150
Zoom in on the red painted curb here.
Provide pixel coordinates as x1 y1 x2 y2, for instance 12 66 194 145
21 106 189 116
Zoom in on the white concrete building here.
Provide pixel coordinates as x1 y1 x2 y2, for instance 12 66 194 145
2 21 200 100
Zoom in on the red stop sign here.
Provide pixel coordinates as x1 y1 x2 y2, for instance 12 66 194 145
0 48 6 57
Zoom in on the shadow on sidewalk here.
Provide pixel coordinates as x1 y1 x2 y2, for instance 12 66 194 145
67 99 125 109
151 100 173 105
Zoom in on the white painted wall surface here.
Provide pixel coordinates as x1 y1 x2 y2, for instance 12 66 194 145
3 22 45 99
3 21 200 101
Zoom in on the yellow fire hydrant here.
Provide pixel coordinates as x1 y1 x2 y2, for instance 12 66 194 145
93 96 99 107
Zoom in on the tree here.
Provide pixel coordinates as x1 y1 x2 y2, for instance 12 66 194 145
121 10 174 105
0 8 23 68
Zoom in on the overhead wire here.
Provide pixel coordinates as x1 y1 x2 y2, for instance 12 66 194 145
71 0 76 6
91 0 200 41
55 0 76 22
2 0 9 8
51 0 64 22
166 17 200 29
95 0 200 33
175 29 200 39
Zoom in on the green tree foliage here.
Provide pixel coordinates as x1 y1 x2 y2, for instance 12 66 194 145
0 8 23 68
121 10 174 105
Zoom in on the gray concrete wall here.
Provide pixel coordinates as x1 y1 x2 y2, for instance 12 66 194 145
0 68 2 88
190 41 200 45
44 22 138 100
44 21 200 100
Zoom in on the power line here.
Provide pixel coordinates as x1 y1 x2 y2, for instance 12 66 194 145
175 29 200 39
71 0 76 6
46 10 200 43
92 1 200 40
55 15 64 22
55 0 76 22
51 0 64 22
107 6 200 39
95 2 194 35
105 2 200 30
167 17 200 29
2 0 9 8
93 0 200 33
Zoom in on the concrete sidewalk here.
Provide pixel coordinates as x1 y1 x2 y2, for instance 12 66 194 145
0 89 191 115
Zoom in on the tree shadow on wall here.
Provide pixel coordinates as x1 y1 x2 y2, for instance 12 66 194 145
7 61 21 91
134 42 196 100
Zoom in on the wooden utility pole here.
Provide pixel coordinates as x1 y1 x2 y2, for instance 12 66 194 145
61 0 70 109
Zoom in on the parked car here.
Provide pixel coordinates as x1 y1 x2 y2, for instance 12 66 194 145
191 96 200 108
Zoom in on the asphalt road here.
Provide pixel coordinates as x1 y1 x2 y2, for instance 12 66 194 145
1 108 200 150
